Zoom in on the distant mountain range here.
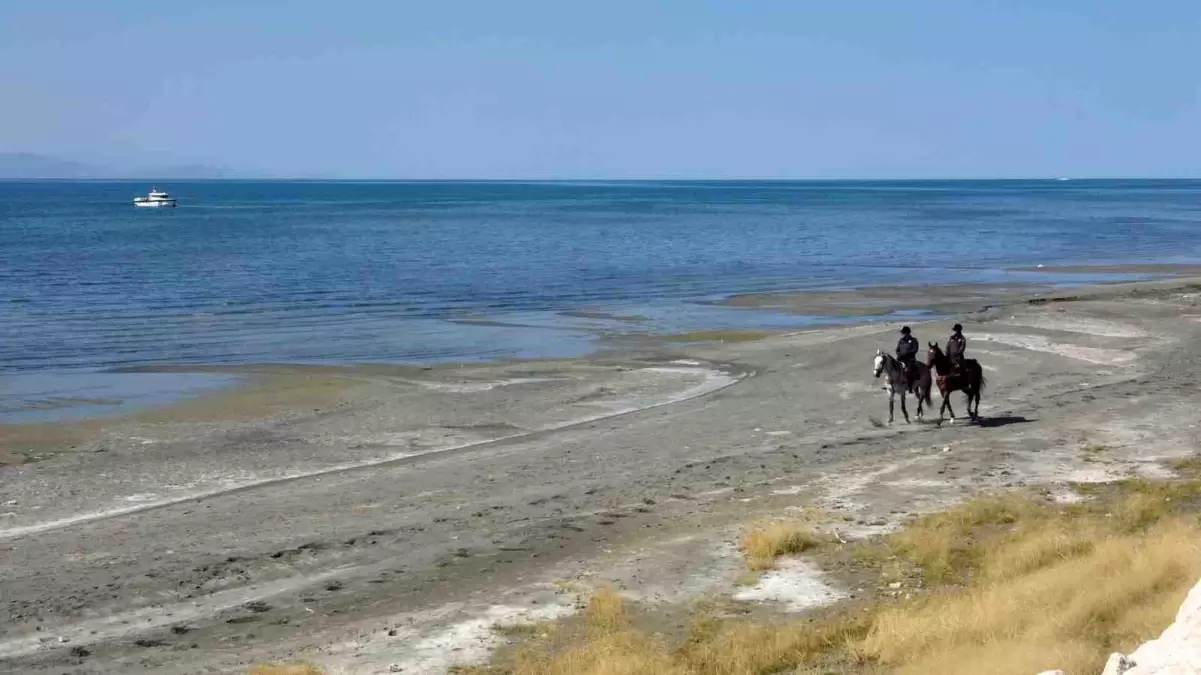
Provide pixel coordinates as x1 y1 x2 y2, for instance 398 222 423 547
0 152 239 179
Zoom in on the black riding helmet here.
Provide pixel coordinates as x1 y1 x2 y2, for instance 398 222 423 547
900 326 911 335
952 323 963 332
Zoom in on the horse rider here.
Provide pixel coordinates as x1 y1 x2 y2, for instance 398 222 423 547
896 326 920 384
947 323 967 374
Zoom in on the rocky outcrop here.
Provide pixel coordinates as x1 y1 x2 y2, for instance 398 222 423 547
1038 579 1201 675
1118 578 1201 673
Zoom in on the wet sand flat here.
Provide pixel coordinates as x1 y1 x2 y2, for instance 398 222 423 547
1010 263 1201 276
5 275 1201 673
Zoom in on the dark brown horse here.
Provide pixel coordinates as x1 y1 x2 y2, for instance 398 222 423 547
926 342 985 423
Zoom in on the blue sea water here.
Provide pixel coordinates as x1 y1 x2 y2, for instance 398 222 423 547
1 179 1200 420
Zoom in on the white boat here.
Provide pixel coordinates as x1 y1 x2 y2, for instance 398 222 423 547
133 188 177 208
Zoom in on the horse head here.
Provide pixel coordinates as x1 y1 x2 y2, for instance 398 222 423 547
873 349 885 378
926 341 943 365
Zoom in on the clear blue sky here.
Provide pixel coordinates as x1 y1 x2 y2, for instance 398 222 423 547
1 1 1198 178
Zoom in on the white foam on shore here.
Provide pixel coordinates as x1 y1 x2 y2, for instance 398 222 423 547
412 377 555 393
536 366 741 430
0 365 744 542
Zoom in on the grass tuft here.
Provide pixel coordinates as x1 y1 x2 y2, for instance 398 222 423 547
585 587 629 636
882 492 1046 582
1169 454 1201 478
740 520 824 571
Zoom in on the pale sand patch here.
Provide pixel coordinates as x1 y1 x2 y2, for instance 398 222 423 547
815 461 907 510
1065 465 1130 484
1000 316 1149 338
604 539 746 606
838 381 882 400
733 558 844 612
883 477 954 490
384 603 576 674
974 333 1137 366
1051 490 1085 504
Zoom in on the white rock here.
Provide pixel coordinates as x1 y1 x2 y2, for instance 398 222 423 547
1123 579 1201 674
1039 579 1201 675
1101 653 1134 675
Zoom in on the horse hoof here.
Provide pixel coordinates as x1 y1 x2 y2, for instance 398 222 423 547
949 418 956 425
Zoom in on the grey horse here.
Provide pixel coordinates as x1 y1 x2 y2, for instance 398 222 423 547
872 350 933 424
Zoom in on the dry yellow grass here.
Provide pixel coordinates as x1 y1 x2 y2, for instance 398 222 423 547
584 587 628 636
458 587 689 675
678 614 871 674
1169 454 1201 477
862 518 1201 675
739 519 824 571
467 477 1201 675
884 492 1047 582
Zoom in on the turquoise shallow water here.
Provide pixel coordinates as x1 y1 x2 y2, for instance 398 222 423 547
1 179 1198 420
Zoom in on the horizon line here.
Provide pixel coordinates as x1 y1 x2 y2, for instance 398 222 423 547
3 176 1200 183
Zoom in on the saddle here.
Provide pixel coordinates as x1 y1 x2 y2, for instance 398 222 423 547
949 357 975 382
901 361 920 392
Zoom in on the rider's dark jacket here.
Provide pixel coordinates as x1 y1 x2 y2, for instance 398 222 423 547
896 335 920 363
947 333 967 363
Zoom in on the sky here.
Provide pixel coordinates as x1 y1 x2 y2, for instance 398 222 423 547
1 1 1198 179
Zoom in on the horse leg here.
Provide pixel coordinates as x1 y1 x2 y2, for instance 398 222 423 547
888 389 895 425
944 391 958 424
900 392 910 424
916 390 924 421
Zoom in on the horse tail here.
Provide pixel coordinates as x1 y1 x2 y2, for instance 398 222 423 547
975 363 986 393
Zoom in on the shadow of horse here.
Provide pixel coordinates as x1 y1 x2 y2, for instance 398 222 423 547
869 414 1034 429
975 415 1034 428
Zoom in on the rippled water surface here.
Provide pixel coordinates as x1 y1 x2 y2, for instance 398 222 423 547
2 179 1200 382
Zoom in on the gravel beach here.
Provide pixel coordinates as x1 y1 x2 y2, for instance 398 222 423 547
5 274 1201 674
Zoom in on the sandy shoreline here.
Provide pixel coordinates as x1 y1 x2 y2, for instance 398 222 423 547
5 270 1201 673
1 263 1181 435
